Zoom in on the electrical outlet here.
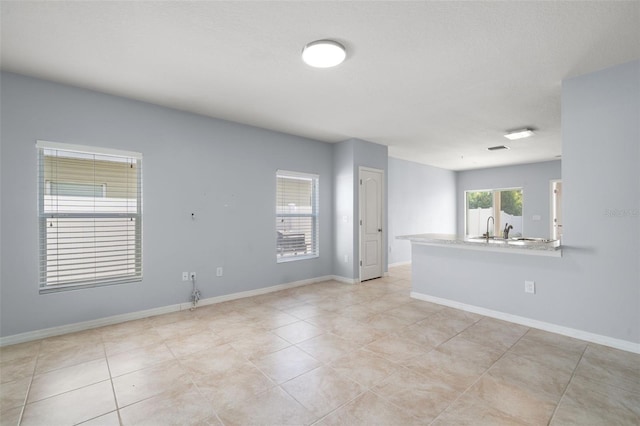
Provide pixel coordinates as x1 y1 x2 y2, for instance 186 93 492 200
190 272 197 280
525 280 535 294
344 254 349 263
216 267 223 277
182 272 189 281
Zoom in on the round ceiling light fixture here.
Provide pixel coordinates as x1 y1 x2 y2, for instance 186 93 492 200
302 40 346 68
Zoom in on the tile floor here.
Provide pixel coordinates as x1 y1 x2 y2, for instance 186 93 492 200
1 265 639 425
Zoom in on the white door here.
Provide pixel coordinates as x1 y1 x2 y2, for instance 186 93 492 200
551 180 563 241
359 168 383 281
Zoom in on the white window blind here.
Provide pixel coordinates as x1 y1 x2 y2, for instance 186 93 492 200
37 141 142 292
276 170 319 262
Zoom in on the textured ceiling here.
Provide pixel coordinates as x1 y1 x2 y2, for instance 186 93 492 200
1 1 639 170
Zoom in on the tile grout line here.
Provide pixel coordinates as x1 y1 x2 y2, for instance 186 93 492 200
427 323 530 425
16 340 43 425
546 344 589 425
102 336 124 426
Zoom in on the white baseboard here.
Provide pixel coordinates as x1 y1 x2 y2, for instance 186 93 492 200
411 291 640 355
389 260 411 268
0 275 338 347
331 275 360 284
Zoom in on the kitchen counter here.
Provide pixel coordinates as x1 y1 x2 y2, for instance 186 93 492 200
397 233 562 257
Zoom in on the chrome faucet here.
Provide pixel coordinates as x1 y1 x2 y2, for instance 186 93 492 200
486 216 494 241
503 223 513 239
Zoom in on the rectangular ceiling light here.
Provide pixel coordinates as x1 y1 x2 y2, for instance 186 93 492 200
504 129 535 140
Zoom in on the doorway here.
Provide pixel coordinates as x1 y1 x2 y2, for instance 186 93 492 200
551 180 563 241
359 167 384 281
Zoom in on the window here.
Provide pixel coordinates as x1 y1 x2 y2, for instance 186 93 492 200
37 141 142 292
465 188 523 237
276 170 319 262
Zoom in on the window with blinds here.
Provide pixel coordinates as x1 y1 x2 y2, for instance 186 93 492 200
276 170 319 262
37 141 142 292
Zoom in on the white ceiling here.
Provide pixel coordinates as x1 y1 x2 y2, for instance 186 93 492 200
1 1 638 170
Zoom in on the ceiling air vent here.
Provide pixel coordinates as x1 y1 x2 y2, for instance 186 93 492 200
487 145 510 151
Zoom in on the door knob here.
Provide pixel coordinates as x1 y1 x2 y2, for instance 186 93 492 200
378 228 382 232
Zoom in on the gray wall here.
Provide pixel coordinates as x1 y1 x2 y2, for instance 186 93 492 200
0 72 336 337
332 138 389 280
456 161 561 238
388 157 457 265
412 60 639 344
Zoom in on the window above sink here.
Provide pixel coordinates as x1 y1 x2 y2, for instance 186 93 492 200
465 188 523 238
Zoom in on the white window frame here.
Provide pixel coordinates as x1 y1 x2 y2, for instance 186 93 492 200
276 170 319 263
464 187 524 237
37 140 143 293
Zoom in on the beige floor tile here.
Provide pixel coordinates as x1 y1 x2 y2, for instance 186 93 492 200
35 342 106 374
330 349 400 388
550 375 640 425
281 303 333 320
329 321 388 346
384 302 438 323
463 375 558 425
373 367 459 422
0 405 24 426
252 346 321 384
99 318 154 340
520 328 588 354
487 353 572 404
0 377 30 411
0 341 41 364
458 318 529 351
77 410 121 426
365 294 410 313
103 328 165 357
431 394 529 426
153 318 208 340
21 380 116 426
404 347 490 392
39 329 102 354
193 363 275 412
296 333 361 363
281 366 365 417
396 321 454 349
147 310 195 327
107 342 175 377
272 320 325 344
207 321 264 342
252 311 301 330
363 334 428 363
164 330 228 358
179 344 250 377
0 355 37 384
316 390 421 426
112 360 192 408
217 386 315 426
119 383 214 426
28 358 110 403
229 331 291 359
336 304 378 321
574 344 640 393
437 334 505 367
361 312 414 333
509 336 584 374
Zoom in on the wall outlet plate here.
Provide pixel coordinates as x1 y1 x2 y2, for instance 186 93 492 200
216 267 223 277
182 272 189 281
190 272 196 280
525 280 535 294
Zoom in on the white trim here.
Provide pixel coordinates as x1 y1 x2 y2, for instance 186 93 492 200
411 291 640 354
389 260 411 267
36 140 143 160
0 275 336 347
331 275 360 284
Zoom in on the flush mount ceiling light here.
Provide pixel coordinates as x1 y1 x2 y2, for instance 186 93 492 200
504 128 535 140
302 40 346 68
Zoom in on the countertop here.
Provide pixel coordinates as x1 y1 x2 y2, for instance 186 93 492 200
397 233 562 257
